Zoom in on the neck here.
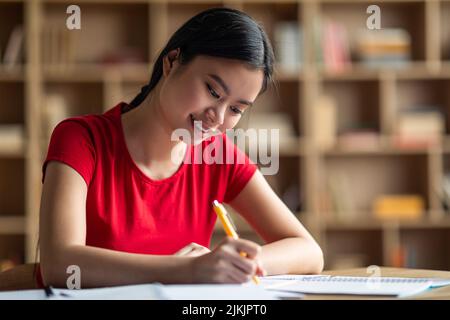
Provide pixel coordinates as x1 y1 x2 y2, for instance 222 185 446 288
121 86 186 168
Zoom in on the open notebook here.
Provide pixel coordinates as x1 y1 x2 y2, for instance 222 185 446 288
261 275 450 298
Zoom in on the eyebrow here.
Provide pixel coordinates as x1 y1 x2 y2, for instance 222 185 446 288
207 73 254 107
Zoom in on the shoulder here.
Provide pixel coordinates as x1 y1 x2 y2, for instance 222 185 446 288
51 103 122 145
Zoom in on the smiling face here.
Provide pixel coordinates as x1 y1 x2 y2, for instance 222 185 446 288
157 52 265 145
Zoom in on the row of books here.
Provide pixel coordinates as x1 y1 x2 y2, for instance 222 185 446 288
0 20 413 71
355 28 411 68
0 23 146 69
314 16 412 71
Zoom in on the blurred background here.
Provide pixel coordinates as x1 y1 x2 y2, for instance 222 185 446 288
1 0 450 273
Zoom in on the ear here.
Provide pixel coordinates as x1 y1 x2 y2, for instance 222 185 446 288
162 48 181 77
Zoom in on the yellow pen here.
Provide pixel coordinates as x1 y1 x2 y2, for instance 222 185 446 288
213 200 260 285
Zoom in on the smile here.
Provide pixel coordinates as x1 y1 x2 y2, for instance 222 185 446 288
190 114 216 134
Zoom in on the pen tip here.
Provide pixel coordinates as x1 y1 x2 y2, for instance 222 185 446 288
213 200 219 206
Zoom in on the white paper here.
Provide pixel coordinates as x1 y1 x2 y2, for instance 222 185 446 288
260 275 450 297
160 283 278 300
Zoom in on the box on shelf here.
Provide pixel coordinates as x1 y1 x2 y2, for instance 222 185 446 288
373 194 425 220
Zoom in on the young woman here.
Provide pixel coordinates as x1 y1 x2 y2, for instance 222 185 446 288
39 7 323 288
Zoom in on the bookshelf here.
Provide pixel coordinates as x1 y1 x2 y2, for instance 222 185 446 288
2 0 450 272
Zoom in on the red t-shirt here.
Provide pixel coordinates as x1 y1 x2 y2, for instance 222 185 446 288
42 102 257 256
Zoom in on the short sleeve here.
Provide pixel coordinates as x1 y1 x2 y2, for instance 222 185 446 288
223 134 258 203
42 119 96 186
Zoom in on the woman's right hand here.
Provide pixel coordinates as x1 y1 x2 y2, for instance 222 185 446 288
188 237 266 284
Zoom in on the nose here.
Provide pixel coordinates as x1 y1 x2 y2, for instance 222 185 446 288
205 103 226 127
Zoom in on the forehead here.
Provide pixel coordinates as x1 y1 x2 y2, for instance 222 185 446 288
187 55 265 99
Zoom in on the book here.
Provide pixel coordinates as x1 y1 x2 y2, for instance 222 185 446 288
274 22 302 73
327 170 355 221
312 95 337 151
3 25 24 69
321 19 351 72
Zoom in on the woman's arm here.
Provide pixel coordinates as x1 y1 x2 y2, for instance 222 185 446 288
39 161 194 288
40 162 262 288
227 170 324 275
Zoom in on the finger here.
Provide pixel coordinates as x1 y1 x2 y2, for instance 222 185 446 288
228 269 251 283
221 262 251 284
255 260 267 276
220 245 256 275
228 238 261 259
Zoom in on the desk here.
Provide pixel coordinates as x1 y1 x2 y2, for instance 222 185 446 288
1 265 450 299
302 267 450 300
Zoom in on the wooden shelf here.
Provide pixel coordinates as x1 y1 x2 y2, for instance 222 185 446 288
0 216 25 235
322 142 437 157
0 125 25 158
0 65 24 82
2 0 450 271
319 62 450 81
323 215 450 231
43 63 151 82
0 140 25 158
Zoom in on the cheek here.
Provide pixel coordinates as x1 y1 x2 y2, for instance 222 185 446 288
160 79 209 116
221 116 241 131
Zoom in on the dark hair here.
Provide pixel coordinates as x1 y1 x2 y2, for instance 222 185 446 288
129 7 275 109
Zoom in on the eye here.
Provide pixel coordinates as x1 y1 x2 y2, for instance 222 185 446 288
230 106 243 115
206 83 220 99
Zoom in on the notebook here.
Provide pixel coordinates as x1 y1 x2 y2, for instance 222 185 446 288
261 275 450 298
